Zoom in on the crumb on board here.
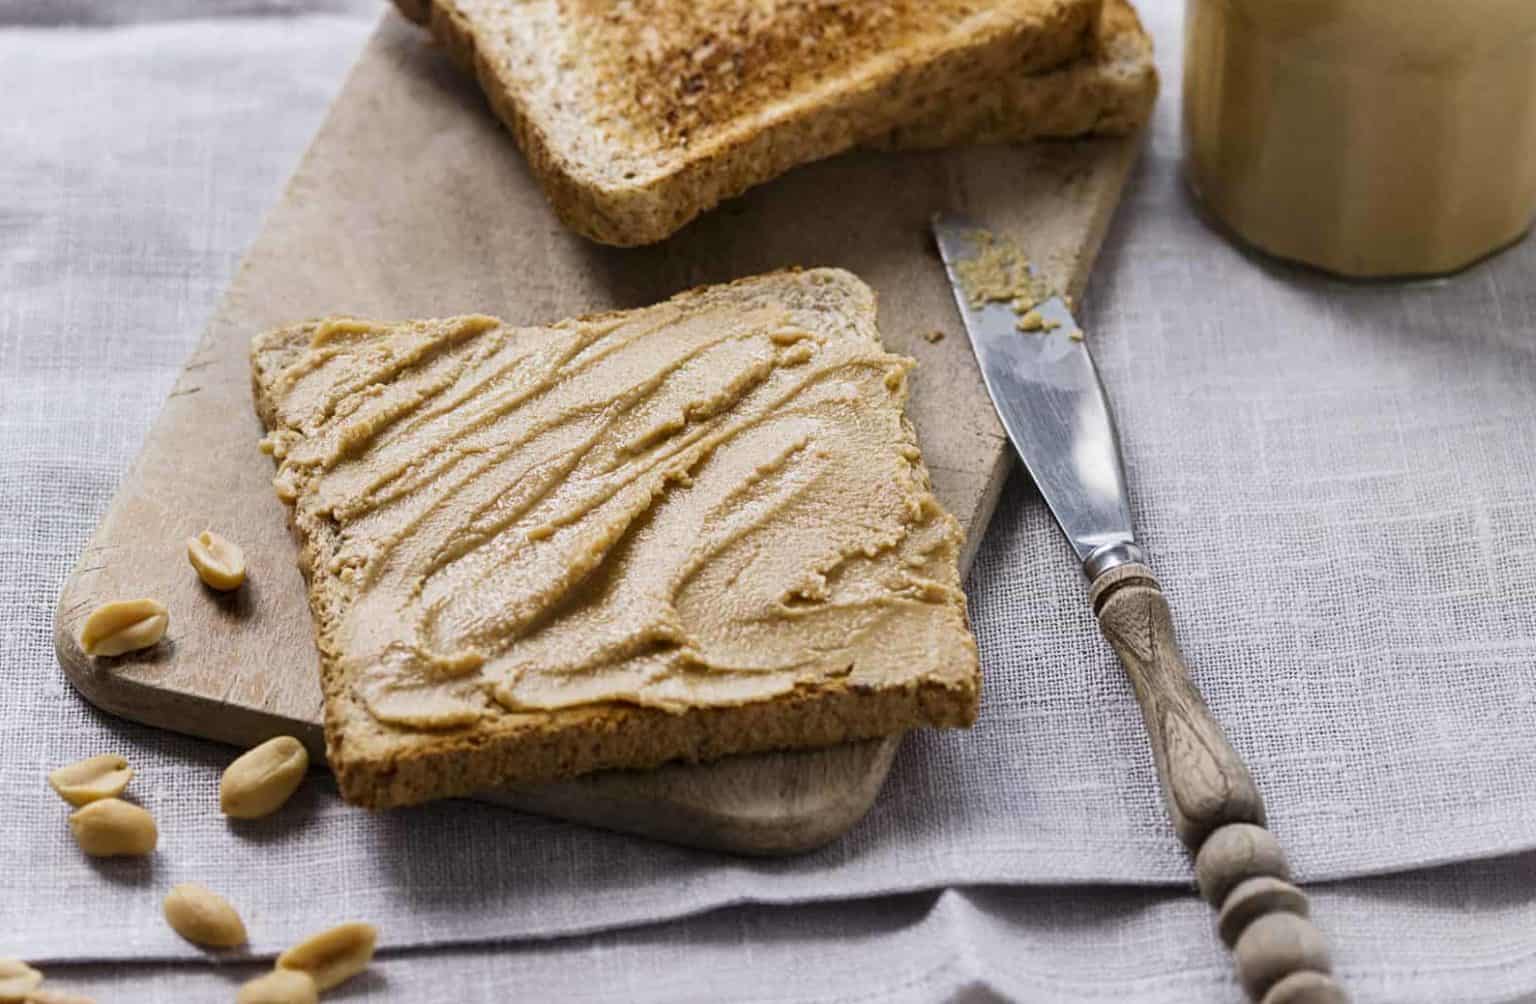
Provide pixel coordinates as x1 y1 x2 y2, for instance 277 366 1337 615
923 329 945 343
1015 310 1044 332
1069 329 1085 342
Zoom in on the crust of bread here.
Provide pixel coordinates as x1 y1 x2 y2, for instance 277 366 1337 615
395 0 1103 246
251 269 980 809
864 0 1158 150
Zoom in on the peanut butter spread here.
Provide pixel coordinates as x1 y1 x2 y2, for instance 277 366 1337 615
953 229 1052 316
258 299 973 732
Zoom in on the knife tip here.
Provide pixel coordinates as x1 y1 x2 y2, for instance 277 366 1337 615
929 211 982 254
929 210 960 233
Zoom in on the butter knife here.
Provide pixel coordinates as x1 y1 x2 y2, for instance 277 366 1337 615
932 214 1347 1004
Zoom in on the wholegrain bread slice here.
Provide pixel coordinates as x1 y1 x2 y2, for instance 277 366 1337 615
393 0 1103 246
865 0 1157 150
251 269 980 809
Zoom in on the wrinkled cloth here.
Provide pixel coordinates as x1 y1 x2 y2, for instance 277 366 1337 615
4 2 1536 1001
26 857 1536 1004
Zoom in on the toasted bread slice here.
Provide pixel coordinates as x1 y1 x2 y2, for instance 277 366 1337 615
394 0 1102 246
251 269 980 809
865 0 1157 150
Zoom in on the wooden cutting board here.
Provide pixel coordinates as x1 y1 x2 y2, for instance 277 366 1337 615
52 13 1139 855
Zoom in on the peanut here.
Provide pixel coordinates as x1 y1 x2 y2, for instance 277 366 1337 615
47 754 133 807
276 922 377 991
220 736 309 819
67 798 157 857
162 882 247 948
0 959 42 1002
79 599 167 657
186 530 246 591
235 970 318 1004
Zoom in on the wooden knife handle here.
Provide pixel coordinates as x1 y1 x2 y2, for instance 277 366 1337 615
1089 562 1348 1004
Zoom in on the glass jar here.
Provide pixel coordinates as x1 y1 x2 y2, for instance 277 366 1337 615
1183 0 1536 278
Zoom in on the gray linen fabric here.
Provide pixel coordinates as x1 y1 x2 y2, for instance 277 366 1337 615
25 856 1536 1003
5 0 1536 998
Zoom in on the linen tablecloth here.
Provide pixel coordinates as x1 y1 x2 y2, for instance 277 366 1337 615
26 863 1536 1003
5 1 1536 1000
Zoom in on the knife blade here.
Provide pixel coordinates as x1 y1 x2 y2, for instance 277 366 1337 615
932 212 1349 1002
930 212 1138 577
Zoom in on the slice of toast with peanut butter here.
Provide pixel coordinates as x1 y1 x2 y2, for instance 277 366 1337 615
251 269 980 809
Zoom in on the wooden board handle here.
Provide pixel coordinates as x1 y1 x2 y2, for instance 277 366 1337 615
1090 563 1349 1003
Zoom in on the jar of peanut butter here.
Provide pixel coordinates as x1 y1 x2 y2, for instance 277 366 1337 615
1183 0 1536 278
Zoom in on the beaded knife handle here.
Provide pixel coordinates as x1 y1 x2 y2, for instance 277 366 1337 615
1090 563 1348 1004
929 215 1348 1002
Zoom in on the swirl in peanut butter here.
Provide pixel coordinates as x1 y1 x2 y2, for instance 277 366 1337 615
261 292 972 731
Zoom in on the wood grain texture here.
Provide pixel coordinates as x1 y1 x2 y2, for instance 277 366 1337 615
1196 823 1290 906
51 12 1140 854
1260 972 1351 1004
1218 877 1309 948
1089 562 1266 849
1234 913 1334 1000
